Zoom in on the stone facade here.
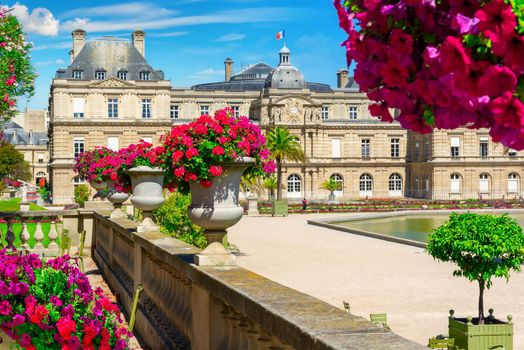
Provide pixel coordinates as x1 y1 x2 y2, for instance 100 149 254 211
48 30 524 204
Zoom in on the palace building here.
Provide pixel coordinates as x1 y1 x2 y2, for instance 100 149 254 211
48 29 524 204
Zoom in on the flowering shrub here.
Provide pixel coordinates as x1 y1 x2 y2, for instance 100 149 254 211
0 7 36 123
0 250 131 349
160 108 275 193
336 0 524 149
108 140 165 193
73 147 115 184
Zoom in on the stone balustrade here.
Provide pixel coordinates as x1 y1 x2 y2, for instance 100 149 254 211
93 212 426 350
0 210 95 252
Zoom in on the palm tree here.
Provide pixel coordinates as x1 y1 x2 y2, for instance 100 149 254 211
266 127 307 200
321 177 340 202
263 175 278 201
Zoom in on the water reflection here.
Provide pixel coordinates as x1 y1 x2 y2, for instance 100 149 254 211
335 213 524 243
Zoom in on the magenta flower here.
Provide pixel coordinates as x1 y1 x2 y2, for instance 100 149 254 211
0 300 11 315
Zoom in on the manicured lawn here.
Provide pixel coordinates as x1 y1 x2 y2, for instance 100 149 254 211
0 198 46 211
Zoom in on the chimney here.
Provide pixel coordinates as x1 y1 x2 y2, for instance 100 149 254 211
337 69 349 88
224 58 234 81
71 29 86 62
132 29 146 57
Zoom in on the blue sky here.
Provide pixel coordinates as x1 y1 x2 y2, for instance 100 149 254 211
7 0 349 110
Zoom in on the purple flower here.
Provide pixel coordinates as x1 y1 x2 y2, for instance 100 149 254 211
0 300 11 315
50 296 62 307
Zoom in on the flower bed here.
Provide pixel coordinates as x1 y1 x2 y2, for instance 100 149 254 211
0 250 131 349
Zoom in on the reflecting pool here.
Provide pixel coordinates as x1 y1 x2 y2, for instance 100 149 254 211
333 213 524 243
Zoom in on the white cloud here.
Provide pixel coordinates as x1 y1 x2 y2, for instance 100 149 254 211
62 3 176 19
11 3 59 36
188 68 224 80
34 58 65 66
61 7 290 33
149 31 190 38
216 33 246 42
33 41 70 51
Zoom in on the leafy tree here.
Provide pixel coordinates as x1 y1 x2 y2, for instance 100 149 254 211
266 127 306 200
263 175 278 201
0 8 36 123
426 212 524 324
321 177 341 201
153 192 207 248
0 141 30 181
73 184 90 208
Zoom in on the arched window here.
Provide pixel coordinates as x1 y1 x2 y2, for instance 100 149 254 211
35 172 46 186
479 173 491 193
286 174 302 198
330 173 343 196
389 173 402 194
450 173 462 194
359 173 373 196
508 173 520 194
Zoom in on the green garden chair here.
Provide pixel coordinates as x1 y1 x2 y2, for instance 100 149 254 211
370 313 391 331
427 337 455 349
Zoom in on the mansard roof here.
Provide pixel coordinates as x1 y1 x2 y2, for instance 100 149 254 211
56 37 164 80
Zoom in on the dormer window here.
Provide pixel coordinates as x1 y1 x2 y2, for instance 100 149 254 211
140 71 150 80
95 70 106 80
118 71 128 80
73 70 84 79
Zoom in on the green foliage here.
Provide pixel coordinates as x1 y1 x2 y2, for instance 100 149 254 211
266 127 306 200
0 141 31 181
37 185 51 202
0 10 36 123
427 212 524 322
321 178 341 192
153 192 207 248
73 184 90 208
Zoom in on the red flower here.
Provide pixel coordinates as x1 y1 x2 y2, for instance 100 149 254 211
185 148 198 159
369 103 393 122
174 166 185 178
29 305 49 324
171 150 184 162
209 165 223 177
211 146 225 156
200 179 212 188
57 316 76 340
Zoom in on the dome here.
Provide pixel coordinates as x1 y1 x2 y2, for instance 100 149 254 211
264 66 306 89
264 44 306 89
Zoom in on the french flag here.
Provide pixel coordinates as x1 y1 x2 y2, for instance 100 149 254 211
276 30 285 40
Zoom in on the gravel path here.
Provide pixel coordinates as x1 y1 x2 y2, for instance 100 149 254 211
228 213 524 348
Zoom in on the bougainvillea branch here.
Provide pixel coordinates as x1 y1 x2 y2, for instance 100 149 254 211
0 6 36 124
335 0 524 150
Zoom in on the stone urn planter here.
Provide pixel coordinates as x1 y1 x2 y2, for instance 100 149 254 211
448 309 513 350
128 166 164 232
89 180 107 201
106 180 130 219
188 157 255 266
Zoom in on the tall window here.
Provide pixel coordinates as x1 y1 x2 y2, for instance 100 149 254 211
450 137 460 158
450 173 462 194
108 99 118 118
479 173 490 193
107 137 119 151
200 105 210 116
140 71 150 80
73 176 85 186
389 173 402 192
170 105 179 119
508 173 519 193
73 97 84 118
72 70 83 79
95 71 106 80
231 106 240 118
321 106 329 120
361 139 370 158
480 138 489 158
348 106 358 120
36 172 46 185
117 71 128 80
391 138 400 158
141 99 152 119
331 139 341 158
73 138 85 157
286 174 302 198
359 173 373 192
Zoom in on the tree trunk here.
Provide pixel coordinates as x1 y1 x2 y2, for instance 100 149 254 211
276 158 282 200
478 279 485 324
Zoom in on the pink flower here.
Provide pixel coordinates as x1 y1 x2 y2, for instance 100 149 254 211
478 65 517 97
185 148 199 159
475 0 516 42
5 75 16 86
57 316 76 340
174 166 185 178
211 146 225 156
209 165 223 177
171 150 184 162
489 92 524 129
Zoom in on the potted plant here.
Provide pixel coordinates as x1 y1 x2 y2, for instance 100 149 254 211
160 107 274 262
426 212 524 349
0 250 131 349
73 147 115 200
335 0 524 150
116 140 165 232
321 177 340 202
